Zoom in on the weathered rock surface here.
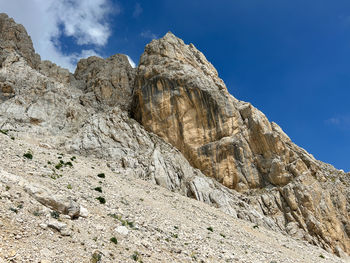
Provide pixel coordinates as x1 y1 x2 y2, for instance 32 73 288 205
74 54 135 110
0 13 40 69
0 14 349 260
131 32 350 255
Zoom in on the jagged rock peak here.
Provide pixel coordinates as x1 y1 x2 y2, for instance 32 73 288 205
0 13 40 69
74 54 135 110
139 31 227 91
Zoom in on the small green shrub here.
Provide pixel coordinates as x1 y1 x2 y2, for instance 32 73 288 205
50 211 60 219
55 163 63 170
110 237 118 245
207 226 213 232
96 196 106 204
131 251 142 262
97 173 105 178
23 152 33 159
91 251 102 263
94 187 102 193
67 184 72 189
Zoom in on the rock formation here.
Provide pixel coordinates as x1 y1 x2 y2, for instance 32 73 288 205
0 13 349 260
0 13 40 69
74 54 135 110
131 32 350 255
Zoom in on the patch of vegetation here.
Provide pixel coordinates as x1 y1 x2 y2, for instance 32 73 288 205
91 251 102 263
70 156 76 161
5 186 10 191
131 251 143 262
171 233 178 238
55 162 63 170
107 213 118 219
50 174 63 180
107 213 135 228
319 254 325 259
110 237 118 245
97 173 105 178
33 210 40 217
23 152 33 159
94 186 102 193
50 211 60 219
67 184 72 189
96 196 106 204
207 226 214 232
54 160 73 170
220 233 226 238
253 225 259 229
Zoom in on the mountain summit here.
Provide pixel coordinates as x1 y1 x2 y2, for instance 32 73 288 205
0 13 349 262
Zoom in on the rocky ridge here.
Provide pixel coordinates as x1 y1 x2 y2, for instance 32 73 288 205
0 13 349 262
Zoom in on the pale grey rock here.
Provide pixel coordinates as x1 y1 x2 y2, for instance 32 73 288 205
79 206 89 218
47 219 69 235
74 54 135 110
0 14 349 258
115 226 129 236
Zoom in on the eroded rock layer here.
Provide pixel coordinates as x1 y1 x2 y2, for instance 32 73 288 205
0 13 349 258
131 32 350 255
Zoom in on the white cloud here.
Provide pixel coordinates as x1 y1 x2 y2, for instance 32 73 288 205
0 0 117 72
325 115 350 130
133 3 143 18
140 30 158 40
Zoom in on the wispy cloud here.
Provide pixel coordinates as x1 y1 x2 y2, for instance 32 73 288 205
140 30 158 40
133 3 143 18
325 115 350 130
0 0 118 72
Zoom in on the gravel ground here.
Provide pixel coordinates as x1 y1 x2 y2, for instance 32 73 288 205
0 132 347 263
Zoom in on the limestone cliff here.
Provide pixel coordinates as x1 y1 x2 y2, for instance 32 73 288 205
0 13 40 69
131 32 350 255
0 14 349 259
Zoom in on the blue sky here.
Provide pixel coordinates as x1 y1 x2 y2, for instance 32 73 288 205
1 0 349 171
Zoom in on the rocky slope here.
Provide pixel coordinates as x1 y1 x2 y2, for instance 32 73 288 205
132 32 350 256
0 13 349 262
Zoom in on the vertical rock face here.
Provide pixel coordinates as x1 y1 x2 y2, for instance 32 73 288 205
1 14 349 258
0 13 40 69
132 32 279 191
131 32 350 254
74 54 135 110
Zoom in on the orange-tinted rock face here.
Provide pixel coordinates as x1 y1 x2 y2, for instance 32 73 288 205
132 32 350 254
